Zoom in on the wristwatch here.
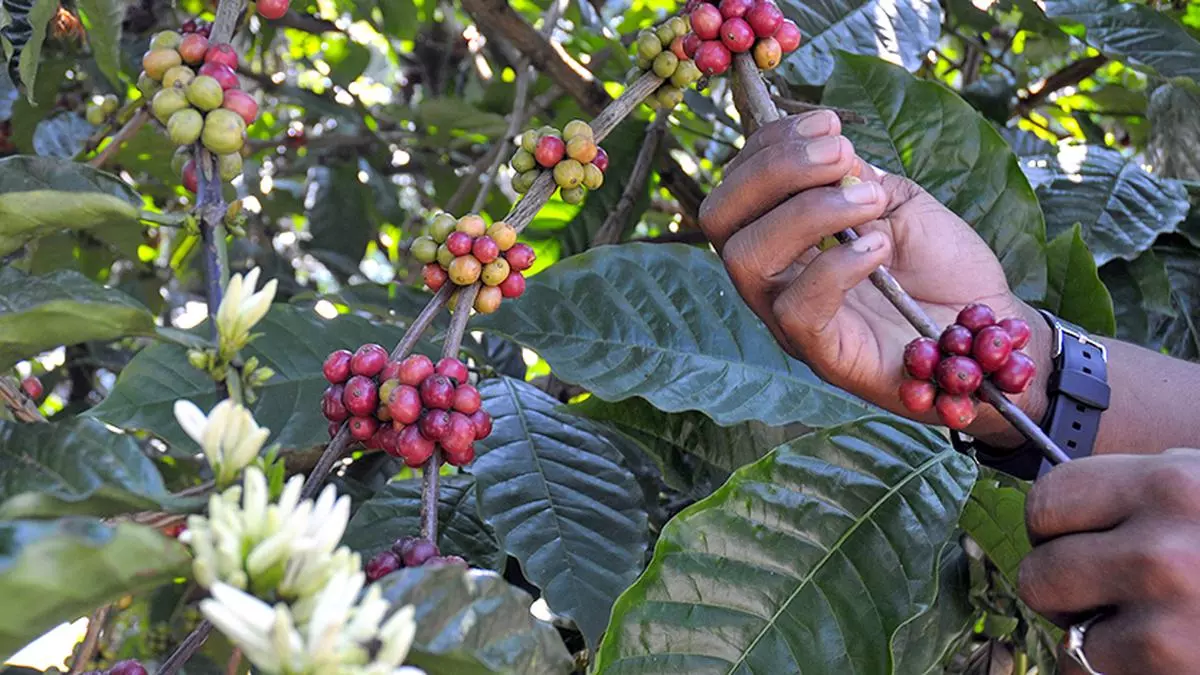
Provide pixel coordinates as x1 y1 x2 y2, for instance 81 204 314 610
952 309 1111 480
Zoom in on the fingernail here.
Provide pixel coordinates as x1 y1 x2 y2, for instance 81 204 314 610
851 231 885 253
805 136 843 164
795 111 833 138
843 181 881 204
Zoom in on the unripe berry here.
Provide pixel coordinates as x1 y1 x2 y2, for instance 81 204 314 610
137 71 161 98
656 23 676 47
150 30 183 50
992 352 1036 394
938 324 973 356
351 343 388 377
398 424 435 467
343 375 380 416
486 221 517 251
257 0 290 19
453 384 482 414
398 354 435 386
365 550 401 581
168 109 203 145
745 1 784 37
535 135 566 168
511 148 536 172
520 129 540 153
20 376 42 400
695 40 732 75
423 262 448 291
720 0 754 18
179 33 209 64
956 303 996 334
582 163 605 191
560 186 586 205
592 147 609 172
181 160 199 193
899 379 936 414
162 65 196 89
671 59 703 88
204 43 239 69
151 86 189 124
936 356 983 395
419 409 451 440
443 443 476 467
387 384 423 425
322 384 349 422
198 62 239 90
670 35 690 61
218 152 243 181
448 256 482 285
553 159 584 189
403 539 439 567
429 213 457 243
469 409 493 440
436 358 469 385
348 415 378 441
775 19 802 52
652 51 679 78
472 236 500 264
690 3 723 39
972 325 1013 372
411 235 438 263
935 393 976 430
446 231 474 257
753 36 782 69
420 374 455 409
221 89 258 126
567 135 599 163
902 337 939 380
481 258 511 287
201 109 246 155
720 17 755 53
108 660 149 675
436 244 455 269
656 85 684 109
506 243 536 271
512 170 538 194
563 119 592 141
636 32 663 61
499 270 526 298
999 317 1031 350
474 285 503 314
441 411 476 454
456 214 487 237
667 16 688 36
143 49 182 80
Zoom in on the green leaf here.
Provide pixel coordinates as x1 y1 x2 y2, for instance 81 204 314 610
1100 249 1177 346
87 304 425 453
1042 0 1200 84
0 0 56 98
1146 244 1200 360
0 155 142 256
0 267 157 369
290 283 448 329
593 416 978 675
32 113 94 158
341 474 504 571
378 565 574 675
417 99 508 139
475 243 874 428
1021 143 1190 265
0 518 190 661
304 162 375 276
1042 224 1116 337
76 0 123 88
959 476 1031 587
1148 83 1200 181
473 377 648 649
822 54 1047 301
891 545 976 675
777 0 942 86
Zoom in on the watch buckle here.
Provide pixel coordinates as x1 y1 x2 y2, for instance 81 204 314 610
1041 309 1108 361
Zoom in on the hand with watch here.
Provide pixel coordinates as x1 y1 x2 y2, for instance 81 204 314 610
697 112 1200 675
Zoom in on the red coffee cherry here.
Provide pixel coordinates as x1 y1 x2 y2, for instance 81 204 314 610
999 317 1032 350
108 661 149 675
670 35 690 60
423 263 448 291
991 352 1036 394
257 0 290 19
402 539 439 567
936 356 983 395
452 385 482 414
719 0 753 18
221 89 258 126
198 62 239 90
203 43 238 69
472 236 500 264
350 343 388 377
720 17 755 52
902 337 939 380
956 303 996 334
321 384 349 422
745 1 784 37
182 160 199 193
392 536 419 556
774 19 801 52
504 243 536 271
591 147 610 172
695 40 733 75
375 425 403 457
938 324 974 357
328 421 341 438
342 375 379 417
178 33 209 64
690 3 723 40
468 409 493 440
499 270 526 299
435 358 469 385
446 231 474 257
419 409 451 441
935 393 977 430
398 424 435 467
19 376 43 400
365 550 401 581
426 554 468 567
443 443 476 467
899 379 937 414
348 415 378 441
441 412 476 454
972 325 1013 373
398 354 435 387
387 384 423 425
535 135 566 168
380 360 403 382
419 374 455 410
323 349 353 383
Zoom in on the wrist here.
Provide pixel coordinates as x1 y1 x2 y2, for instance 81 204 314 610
965 300 1052 449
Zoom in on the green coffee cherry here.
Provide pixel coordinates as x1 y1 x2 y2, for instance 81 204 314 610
653 52 679 78
671 60 702 88
667 16 688 37
411 235 439 263
429 213 457 243
218 152 243 181
560 186 586 204
511 148 536 173
513 169 539 194
553 159 584 189
655 24 675 46
100 94 119 114
150 30 183 50
563 119 592 141
151 86 190 124
171 146 192 175
436 243 455 268
186 75 224 111
201 109 246 155
85 105 106 126
162 65 195 89
656 85 684 109
168 108 204 145
520 129 539 154
137 71 161 98
636 33 662 61
582 163 604 190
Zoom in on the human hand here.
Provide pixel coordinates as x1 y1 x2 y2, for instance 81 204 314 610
698 110 1049 444
1019 449 1200 674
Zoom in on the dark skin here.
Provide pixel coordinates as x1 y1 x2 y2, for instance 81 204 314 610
700 110 1200 674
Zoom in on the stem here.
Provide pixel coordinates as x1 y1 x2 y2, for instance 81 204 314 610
592 116 667 246
224 366 244 406
0 376 46 423
67 605 110 675
731 52 1071 466
88 108 150 169
156 620 214 675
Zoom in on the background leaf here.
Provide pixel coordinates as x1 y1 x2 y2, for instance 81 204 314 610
959 474 1031 587
1043 224 1116 336
76 0 122 88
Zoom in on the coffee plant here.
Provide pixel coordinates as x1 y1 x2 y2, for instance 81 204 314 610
0 0 1198 671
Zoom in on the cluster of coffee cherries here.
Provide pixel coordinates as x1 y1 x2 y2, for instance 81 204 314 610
364 536 467 582
899 303 1036 429
322 346 492 468
630 16 703 110
684 0 802 75
410 212 535 314
138 28 258 192
510 120 607 205
19 375 42 401
82 660 147 675
84 94 120 126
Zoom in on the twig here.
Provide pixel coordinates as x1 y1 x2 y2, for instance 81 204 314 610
0 376 46 423
67 605 110 674
225 648 242 675
209 0 246 43
156 620 214 675
1013 54 1108 117
88 108 150 169
770 96 866 124
731 52 1071 466
592 116 667 246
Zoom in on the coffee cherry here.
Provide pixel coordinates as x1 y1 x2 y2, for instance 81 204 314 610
257 0 290 19
512 170 538 194
436 358 469 385
720 0 754 18
443 443 476 467
411 236 439 263
348 415 378 441
143 49 182 80
378 378 399 408
671 59 703 88
420 374 455 409
535 135 566 168
485 222 517 252
560 186 586 205
553 159 584 189
899 379 936 414
429 213 457 243
108 660 149 675
972 325 1013 373
657 22 677 46
473 286 502 313
379 360 402 382
198 62 239 90
690 3 723 39
436 244 455 269
150 30 183 50
403 539 439 567
753 36 782 69
775 19 801 52
328 421 341 438
343 375 380 416
720 18 756 52
681 32 703 59
992 352 1036 394
472 236 500 264
426 554 468 567
563 119 592 141
511 148 537 173
520 129 540 153
441 411 476 454
218 152 243 181
481 258 511 287
695 40 733 75
151 86 189 124
468 409 493 440
580 163 605 191
999 317 1031 350
448 256 482 285
398 354 435 386
505 244 536 273
423 263 448 291
452 384 482 414
939 324 974 356
182 19 198 33
393 536 419 557
20 376 42 400
499 270 526 298
162 65 196 89
902 337 939 380
204 43 239 69
956 303 996 334
567 135 599 164
746 1 784 36
456 214 487 237
365 550 401 581
322 384 349 422
181 160 198 193
446 231 474 257
670 35 690 61
592 147 610 172
376 402 393 423
171 146 191 175
201 109 246 155
652 51 680 79
636 31 663 62
179 33 209 64
936 356 984 395
377 421 403 455
168 109 203 145
137 71 161 97
351 343 388 377
221 89 258 126
935 393 976 430
419 409 451 440
399 425 436 467
387 384 423 425
667 15 688 36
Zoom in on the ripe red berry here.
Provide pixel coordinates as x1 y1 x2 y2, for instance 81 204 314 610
902 337 939 380
426 554 468 567
592 147 609 172
719 0 753 18
322 385 349 422
203 43 238 69
720 17 755 52
443 443 476 467
182 160 198 193
423 263 448 291
936 356 984 395
221 89 258 126
181 18 197 33
365 550 401 581
19 376 42 400
398 354 435 387
498 270 526 299
178 33 209 64
899 379 937 414
108 661 149 675
504 243 536 271
535 135 566 168
380 360 403 382
197 24 211 37
348 415 378 441
402 539 439 567
343 375 379 417
453 384 482 414
376 425 403 457
323 349 353 383
351 343 388 377
398 424 436 467
441 412 476 454
435 358 469 385
419 409 451 440
446 231 474 257
972 325 1013 372
468 409 493 440
695 40 733 75
472 236 500 264
419 374 455 409
257 0 290 19
956 303 996 334
198 62 239 90
774 19 801 52
328 421 340 438
745 1 784 37
992 352 1036 394
938 324 974 356
670 35 690 60
935 393 977 430
690 3 723 39
999 317 1032 350
387 384 423 425
393 536 419 556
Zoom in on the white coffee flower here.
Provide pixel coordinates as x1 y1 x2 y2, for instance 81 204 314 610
175 398 269 486
216 266 277 356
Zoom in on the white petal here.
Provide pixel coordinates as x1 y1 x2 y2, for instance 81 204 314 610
277 474 305 515
173 400 209 445
376 605 417 667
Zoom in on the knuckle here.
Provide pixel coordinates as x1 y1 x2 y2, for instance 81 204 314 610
1016 556 1051 613
1147 460 1200 514
1131 616 1186 673
1024 476 1062 541
721 232 759 289
1131 530 1200 597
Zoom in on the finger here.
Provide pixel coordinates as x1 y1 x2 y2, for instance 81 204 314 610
770 230 891 365
1025 454 1147 544
699 135 858 251
1017 530 1128 617
1061 609 1194 675
725 110 841 176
